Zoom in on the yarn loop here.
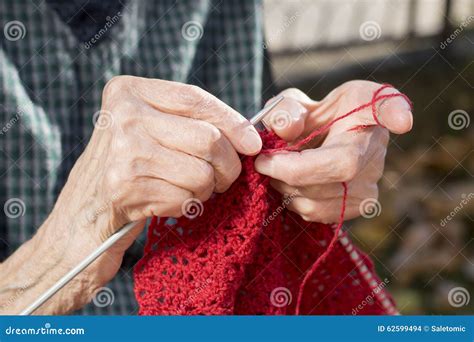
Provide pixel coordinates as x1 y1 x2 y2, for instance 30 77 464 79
134 84 412 315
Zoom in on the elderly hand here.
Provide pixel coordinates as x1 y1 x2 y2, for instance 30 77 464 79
0 76 261 314
255 81 412 224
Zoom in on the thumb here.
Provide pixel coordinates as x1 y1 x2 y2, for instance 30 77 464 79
369 86 413 134
377 96 413 134
262 88 316 142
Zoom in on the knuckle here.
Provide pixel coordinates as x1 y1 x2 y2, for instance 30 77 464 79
201 163 215 187
195 161 215 191
116 99 137 115
340 150 361 181
293 198 314 216
199 189 214 202
113 134 133 156
279 87 303 98
206 125 224 148
227 159 242 183
341 80 379 101
298 208 320 223
105 149 144 188
301 212 328 223
146 204 170 218
285 174 299 187
343 162 358 182
181 84 210 109
115 101 139 129
186 84 205 98
340 80 360 92
143 205 158 217
199 124 229 159
230 119 250 137
284 163 304 186
103 76 130 98
147 188 192 218
126 156 144 177
343 80 375 91
103 167 127 192
214 159 241 193
282 87 299 93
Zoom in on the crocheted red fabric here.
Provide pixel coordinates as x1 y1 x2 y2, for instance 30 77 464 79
134 85 412 315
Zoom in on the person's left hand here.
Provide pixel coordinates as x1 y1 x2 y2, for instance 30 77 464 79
255 80 413 223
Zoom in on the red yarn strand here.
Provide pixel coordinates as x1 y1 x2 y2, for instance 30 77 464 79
263 84 413 154
277 84 412 315
134 84 412 316
295 182 348 315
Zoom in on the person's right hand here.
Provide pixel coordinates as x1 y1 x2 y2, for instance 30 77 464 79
3 76 261 314
65 75 262 275
84 76 261 232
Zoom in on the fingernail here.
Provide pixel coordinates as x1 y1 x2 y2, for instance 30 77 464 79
240 127 262 155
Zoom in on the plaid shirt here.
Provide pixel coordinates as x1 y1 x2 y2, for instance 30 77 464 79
0 0 263 314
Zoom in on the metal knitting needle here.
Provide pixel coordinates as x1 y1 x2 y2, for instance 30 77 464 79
250 95 284 126
20 95 284 316
20 221 137 315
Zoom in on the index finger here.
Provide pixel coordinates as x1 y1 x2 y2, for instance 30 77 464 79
254 129 381 186
255 144 356 186
131 77 262 155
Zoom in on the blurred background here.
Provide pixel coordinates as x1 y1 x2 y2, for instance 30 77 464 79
263 0 473 315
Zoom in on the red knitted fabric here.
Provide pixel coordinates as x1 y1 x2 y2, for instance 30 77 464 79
133 85 412 315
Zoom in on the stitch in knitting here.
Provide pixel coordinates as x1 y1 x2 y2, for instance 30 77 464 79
134 84 412 315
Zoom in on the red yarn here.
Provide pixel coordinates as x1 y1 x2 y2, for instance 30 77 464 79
134 84 412 315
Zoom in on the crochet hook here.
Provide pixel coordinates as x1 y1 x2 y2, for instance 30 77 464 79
20 95 284 315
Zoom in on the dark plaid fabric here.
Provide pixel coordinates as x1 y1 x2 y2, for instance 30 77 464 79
0 0 264 314
46 0 126 43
